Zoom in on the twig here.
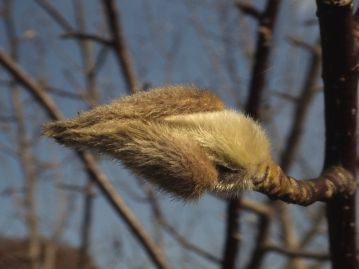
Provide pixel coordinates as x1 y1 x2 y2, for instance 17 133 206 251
252 165 355 206
42 86 86 100
277 204 306 269
160 219 222 265
287 37 319 54
34 0 73 31
78 181 96 269
146 190 221 265
61 32 112 46
264 243 329 260
241 198 274 216
102 0 138 94
235 2 262 20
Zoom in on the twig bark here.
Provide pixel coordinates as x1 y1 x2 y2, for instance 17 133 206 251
253 165 355 206
0 49 171 269
102 0 138 94
316 0 358 268
34 0 73 31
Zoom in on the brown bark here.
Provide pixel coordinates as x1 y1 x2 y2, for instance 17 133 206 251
253 164 355 206
316 0 358 268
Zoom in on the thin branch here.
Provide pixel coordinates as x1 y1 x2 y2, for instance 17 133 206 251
102 0 138 94
34 0 73 31
160 219 222 264
35 0 107 104
78 181 95 269
145 187 221 264
264 243 329 261
235 2 262 20
245 214 271 269
42 86 86 100
277 204 306 269
241 198 275 216
287 37 319 54
61 32 112 46
0 49 171 269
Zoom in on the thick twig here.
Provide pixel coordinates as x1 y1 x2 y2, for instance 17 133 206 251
0 49 171 269
316 1 359 268
102 0 138 94
252 164 356 206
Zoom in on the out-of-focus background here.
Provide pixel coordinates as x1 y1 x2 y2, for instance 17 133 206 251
0 1 355 268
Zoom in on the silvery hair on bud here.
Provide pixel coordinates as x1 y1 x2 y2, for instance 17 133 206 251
43 85 272 199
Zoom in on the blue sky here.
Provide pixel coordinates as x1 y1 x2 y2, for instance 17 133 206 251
0 1 347 268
